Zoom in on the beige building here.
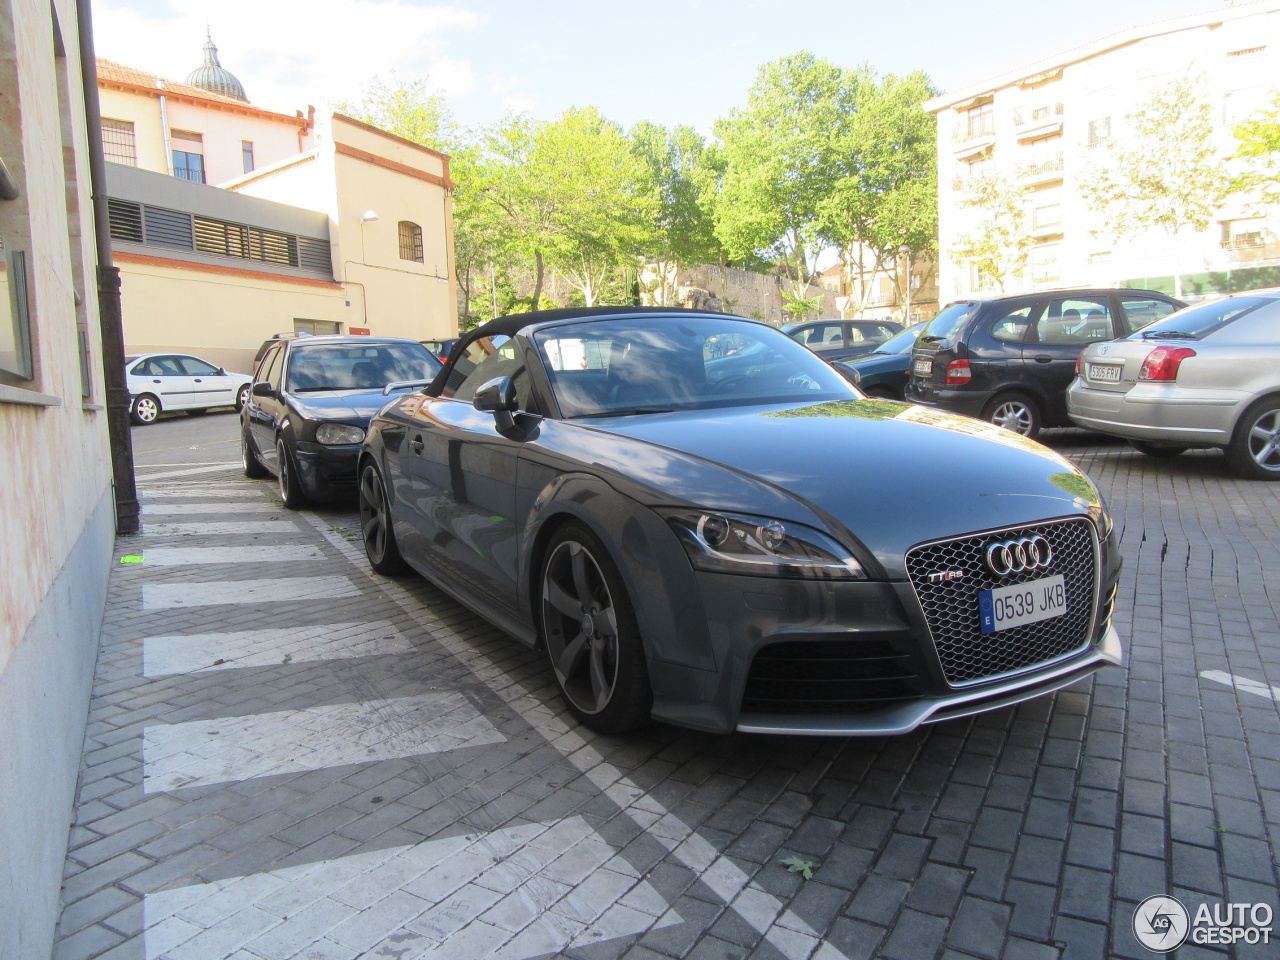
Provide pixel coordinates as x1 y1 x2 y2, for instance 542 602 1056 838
819 249 940 324
2 1 126 954
97 45 457 374
927 0 1280 301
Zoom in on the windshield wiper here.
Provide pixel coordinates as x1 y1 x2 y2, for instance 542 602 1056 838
574 407 678 419
1140 330 1198 340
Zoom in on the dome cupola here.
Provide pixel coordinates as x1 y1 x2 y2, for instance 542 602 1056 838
184 30 248 102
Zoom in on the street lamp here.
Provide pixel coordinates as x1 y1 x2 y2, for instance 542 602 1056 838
899 244 912 324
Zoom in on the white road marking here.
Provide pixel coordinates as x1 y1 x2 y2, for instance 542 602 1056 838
142 575 358 609
1201 669 1280 701
138 545 325 566
142 502 280 515
140 520 294 536
140 489 256 499
143 816 678 960
135 462 242 481
304 512 839 960
142 692 504 793
143 621 412 676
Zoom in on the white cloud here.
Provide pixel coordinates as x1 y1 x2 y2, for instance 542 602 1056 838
93 0 479 114
501 93 536 114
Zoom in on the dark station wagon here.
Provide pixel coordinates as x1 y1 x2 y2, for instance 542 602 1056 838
904 289 1185 438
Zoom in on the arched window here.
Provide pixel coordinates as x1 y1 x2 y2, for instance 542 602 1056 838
397 221 423 263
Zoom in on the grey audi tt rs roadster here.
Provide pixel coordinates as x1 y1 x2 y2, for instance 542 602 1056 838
357 308 1123 735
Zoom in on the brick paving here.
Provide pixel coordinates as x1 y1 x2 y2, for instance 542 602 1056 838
52 428 1280 959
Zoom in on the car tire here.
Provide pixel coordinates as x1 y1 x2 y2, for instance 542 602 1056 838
983 392 1041 439
1129 440 1189 458
1226 396 1280 480
276 436 308 508
539 521 652 734
242 425 267 478
130 393 160 426
358 459 408 575
235 384 250 411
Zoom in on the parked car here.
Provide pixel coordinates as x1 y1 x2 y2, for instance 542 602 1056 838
126 353 253 425
834 324 926 399
1068 289 1280 479
422 335 507 365
241 336 441 506
357 307 1122 736
783 319 904 363
904 289 1185 438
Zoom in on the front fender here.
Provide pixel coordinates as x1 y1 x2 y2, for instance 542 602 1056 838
518 470 717 675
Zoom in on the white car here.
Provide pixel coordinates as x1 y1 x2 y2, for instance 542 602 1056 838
126 353 253 425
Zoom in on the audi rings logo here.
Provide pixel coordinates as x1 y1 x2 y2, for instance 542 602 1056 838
985 535 1053 577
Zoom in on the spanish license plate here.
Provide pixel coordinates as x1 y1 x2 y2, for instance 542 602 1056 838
1087 363 1122 383
914 359 932 377
979 575 1066 634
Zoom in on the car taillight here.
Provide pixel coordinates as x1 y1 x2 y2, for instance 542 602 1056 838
1075 353 1083 376
1138 346 1196 382
945 359 971 384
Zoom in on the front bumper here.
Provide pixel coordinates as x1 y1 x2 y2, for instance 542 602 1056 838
293 441 360 500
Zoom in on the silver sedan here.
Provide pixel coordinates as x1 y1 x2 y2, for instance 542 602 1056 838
1067 289 1280 479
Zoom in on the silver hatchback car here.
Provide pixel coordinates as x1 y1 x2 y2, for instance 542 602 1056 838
1067 289 1280 479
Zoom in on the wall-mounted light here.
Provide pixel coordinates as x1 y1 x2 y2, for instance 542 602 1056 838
360 210 379 223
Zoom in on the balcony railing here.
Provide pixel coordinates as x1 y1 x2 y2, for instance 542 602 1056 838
1223 233 1265 250
953 117 996 144
1014 103 1064 126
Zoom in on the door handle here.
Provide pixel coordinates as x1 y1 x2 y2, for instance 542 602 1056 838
194 378 203 382
1034 355 1053 363
410 435 424 455
152 379 162 383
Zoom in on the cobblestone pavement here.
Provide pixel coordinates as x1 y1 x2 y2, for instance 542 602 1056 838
53 427 1280 960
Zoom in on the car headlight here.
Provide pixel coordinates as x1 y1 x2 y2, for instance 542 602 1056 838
659 509 866 580
315 423 366 445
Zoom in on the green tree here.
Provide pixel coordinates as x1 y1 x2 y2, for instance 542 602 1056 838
817 68 938 313
1234 90 1280 202
629 122 721 305
714 53 852 301
1079 76 1235 298
952 170 1034 293
336 73 457 148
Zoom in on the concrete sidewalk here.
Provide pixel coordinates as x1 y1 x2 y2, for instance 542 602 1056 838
52 436 1280 960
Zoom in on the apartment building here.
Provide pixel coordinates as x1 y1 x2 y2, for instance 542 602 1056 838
927 0 1280 300
97 42 457 373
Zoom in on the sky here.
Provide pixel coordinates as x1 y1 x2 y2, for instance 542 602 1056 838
94 0 1233 134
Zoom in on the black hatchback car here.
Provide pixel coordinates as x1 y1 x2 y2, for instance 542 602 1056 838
904 289 1185 438
784 319 904 363
241 336 441 506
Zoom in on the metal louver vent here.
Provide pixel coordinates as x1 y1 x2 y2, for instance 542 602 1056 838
143 207 193 250
106 199 143 243
297 237 332 274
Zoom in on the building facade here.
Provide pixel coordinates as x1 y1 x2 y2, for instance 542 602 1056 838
819 248 941 324
927 1 1280 301
97 47 457 374
1 1 121 956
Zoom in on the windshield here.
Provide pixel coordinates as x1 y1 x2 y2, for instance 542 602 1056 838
874 324 925 355
285 342 441 392
1131 297 1272 341
917 303 979 345
534 316 858 418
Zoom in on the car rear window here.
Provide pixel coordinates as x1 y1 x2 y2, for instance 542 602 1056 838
1132 297 1272 341
286 342 440 392
918 303 979 345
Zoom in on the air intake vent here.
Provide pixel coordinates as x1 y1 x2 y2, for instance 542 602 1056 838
106 198 143 243
297 237 332 274
143 207 193 250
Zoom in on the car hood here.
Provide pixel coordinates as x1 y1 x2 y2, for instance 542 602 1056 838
287 389 399 422
561 399 1102 579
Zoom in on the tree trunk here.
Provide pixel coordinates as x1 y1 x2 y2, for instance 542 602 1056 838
719 252 729 307
1171 230 1183 299
531 250 545 310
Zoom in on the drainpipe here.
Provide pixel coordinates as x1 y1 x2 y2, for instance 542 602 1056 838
77 0 139 534
158 84 174 176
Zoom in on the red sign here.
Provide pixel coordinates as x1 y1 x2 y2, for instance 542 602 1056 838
349 327 370 336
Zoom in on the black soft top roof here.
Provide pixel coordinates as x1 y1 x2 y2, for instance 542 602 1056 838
468 306 744 340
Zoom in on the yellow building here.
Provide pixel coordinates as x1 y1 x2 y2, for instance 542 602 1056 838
927 1 1280 300
96 43 458 373
2 1 126 954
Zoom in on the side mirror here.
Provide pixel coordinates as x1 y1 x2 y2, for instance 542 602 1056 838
473 376 519 414
252 382 274 398
217 367 227 376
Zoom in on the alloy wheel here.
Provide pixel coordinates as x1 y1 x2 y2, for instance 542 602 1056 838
542 541 619 716
990 399 1034 435
1247 409 1280 473
133 395 159 424
359 465 389 562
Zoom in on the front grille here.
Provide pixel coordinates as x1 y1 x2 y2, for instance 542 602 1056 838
742 639 924 715
905 518 1097 686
